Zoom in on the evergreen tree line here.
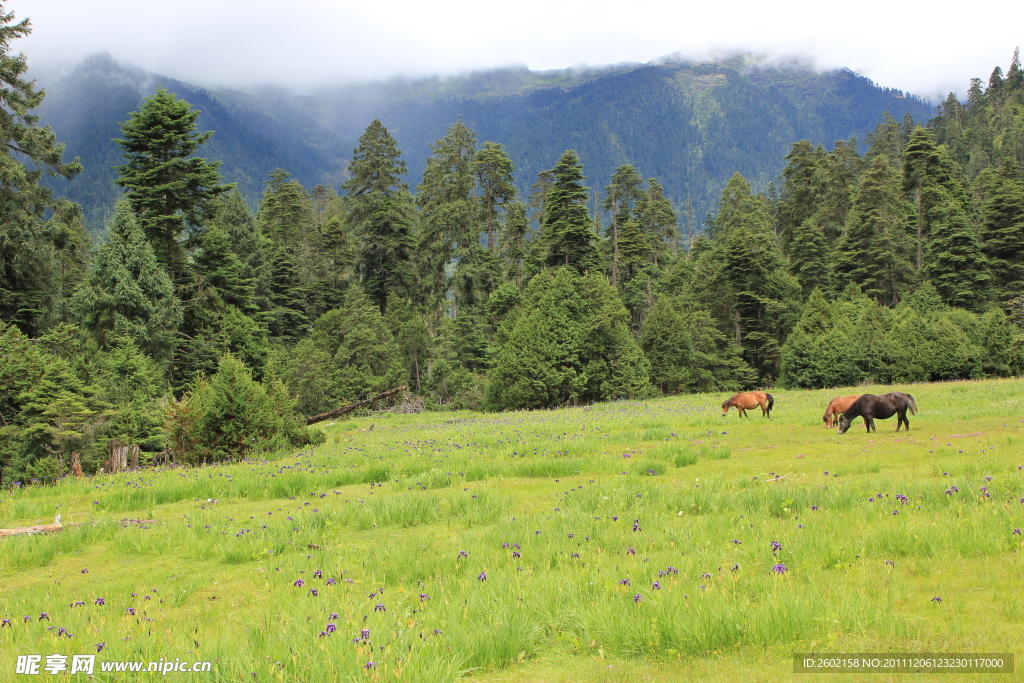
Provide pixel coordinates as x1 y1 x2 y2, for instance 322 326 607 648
2 1 1023 483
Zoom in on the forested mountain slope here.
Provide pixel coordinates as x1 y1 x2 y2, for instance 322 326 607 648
35 53 933 232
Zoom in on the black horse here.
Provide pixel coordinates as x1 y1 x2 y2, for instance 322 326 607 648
837 392 918 434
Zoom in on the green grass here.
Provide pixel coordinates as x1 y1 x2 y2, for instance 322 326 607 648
2 378 1024 682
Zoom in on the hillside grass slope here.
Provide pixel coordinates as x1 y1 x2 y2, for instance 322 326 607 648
2 378 1022 681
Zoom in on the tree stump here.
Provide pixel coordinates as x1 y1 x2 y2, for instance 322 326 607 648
70 452 83 478
105 441 140 473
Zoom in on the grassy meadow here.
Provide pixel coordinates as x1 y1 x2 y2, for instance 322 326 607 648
2 379 1024 682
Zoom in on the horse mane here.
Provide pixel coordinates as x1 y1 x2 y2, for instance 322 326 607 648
822 398 836 423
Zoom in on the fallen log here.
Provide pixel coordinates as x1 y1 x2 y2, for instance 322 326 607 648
305 386 407 425
0 514 63 537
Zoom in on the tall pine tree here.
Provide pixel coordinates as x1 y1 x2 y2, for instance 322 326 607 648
343 120 416 314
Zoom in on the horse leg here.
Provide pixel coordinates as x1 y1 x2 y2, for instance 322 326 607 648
897 409 908 431
865 417 875 433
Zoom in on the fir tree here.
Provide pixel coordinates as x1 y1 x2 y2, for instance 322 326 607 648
979 162 1024 301
833 156 914 305
540 151 598 272
635 179 678 265
788 218 829 296
603 165 643 284
257 169 314 247
72 201 182 364
114 87 231 280
343 120 416 314
0 5 83 335
923 193 989 310
474 141 517 252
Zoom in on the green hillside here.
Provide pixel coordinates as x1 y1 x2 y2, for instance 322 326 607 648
2 379 1022 680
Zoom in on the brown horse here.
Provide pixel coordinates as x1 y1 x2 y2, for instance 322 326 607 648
823 395 861 428
721 391 774 418
837 392 918 434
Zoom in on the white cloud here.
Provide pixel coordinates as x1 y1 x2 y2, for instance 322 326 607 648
14 0 1024 97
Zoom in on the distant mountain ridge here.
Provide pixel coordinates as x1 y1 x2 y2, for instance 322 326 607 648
34 53 935 233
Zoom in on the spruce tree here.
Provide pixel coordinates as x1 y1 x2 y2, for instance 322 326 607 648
257 169 314 247
833 157 915 305
0 5 83 334
603 165 644 283
540 151 598 272
635 179 678 265
924 193 989 310
979 162 1024 301
114 87 231 280
789 218 829 296
474 141 517 253
72 201 182 363
416 120 478 312
775 140 827 250
343 120 416 314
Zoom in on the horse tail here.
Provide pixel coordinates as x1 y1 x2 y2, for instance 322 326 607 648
906 394 918 415
765 393 774 416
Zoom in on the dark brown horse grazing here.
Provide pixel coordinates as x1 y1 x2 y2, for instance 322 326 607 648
823 395 861 428
837 392 918 434
722 391 774 418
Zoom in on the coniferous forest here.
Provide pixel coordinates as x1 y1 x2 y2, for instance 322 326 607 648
3 3 1024 484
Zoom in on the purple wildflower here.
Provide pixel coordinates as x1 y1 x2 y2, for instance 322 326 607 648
374 603 386 611
365 662 375 670
81 568 88 574
313 570 322 578
126 608 135 616
294 579 304 587
95 598 105 605
633 594 642 603
327 578 337 585
619 579 631 586
361 628 370 640
326 623 336 633
1 619 10 627
772 563 788 574
652 582 661 590
39 613 49 621
458 550 468 558
1014 529 1021 535
626 547 636 555
95 642 105 652
419 594 429 602
310 589 318 597
478 572 487 582
931 596 943 603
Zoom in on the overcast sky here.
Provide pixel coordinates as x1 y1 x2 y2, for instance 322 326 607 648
14 0 1024 100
